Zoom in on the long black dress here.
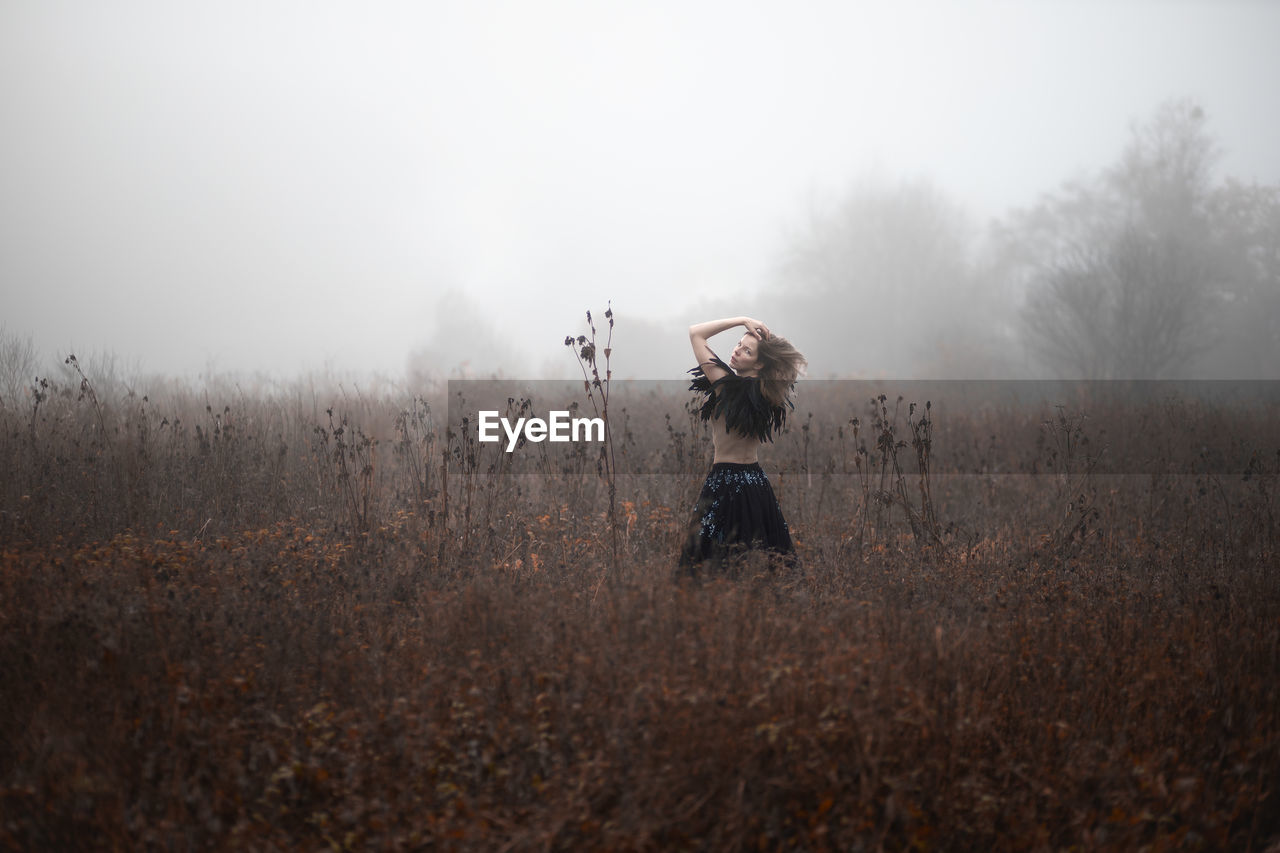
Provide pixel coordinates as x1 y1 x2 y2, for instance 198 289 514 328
677 356 798 576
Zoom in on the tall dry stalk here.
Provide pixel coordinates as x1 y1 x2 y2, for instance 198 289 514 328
564 304 619 570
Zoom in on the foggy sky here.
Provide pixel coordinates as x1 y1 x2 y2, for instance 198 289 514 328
2 0 1278 382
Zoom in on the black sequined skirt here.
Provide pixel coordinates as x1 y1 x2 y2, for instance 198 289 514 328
678 462 796 575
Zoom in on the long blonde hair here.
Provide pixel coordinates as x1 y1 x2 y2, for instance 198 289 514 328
754 334 807 408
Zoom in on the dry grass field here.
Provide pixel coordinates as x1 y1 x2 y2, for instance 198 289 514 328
1 355 1277 850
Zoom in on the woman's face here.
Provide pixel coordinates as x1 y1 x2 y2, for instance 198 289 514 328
729 333 761 375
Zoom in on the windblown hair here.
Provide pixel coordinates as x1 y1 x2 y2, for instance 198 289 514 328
754 334 807 408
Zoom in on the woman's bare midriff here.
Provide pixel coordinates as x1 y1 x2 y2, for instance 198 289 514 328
710 417 761 464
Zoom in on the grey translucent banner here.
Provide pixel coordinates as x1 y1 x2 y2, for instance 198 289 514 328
445 380 1280 476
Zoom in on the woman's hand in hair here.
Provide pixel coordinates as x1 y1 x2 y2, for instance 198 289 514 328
742 318 770 340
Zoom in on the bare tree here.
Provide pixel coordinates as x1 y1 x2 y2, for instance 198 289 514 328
0 327 38 410
773 177 1010 377
1003 100 1236 379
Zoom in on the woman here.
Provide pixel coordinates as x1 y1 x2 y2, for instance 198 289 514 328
678 315 807 577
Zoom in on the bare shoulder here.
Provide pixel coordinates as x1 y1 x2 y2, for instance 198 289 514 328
690 331 731 382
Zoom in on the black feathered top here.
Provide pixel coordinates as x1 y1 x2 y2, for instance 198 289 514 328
687 354 792 443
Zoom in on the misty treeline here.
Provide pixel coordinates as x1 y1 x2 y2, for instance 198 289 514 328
761 98 1279 379
4 99 1276 387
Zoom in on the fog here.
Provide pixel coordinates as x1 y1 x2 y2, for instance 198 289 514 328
2 1 1278 384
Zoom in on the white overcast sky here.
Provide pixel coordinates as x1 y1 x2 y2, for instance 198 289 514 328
2 0 1278 380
